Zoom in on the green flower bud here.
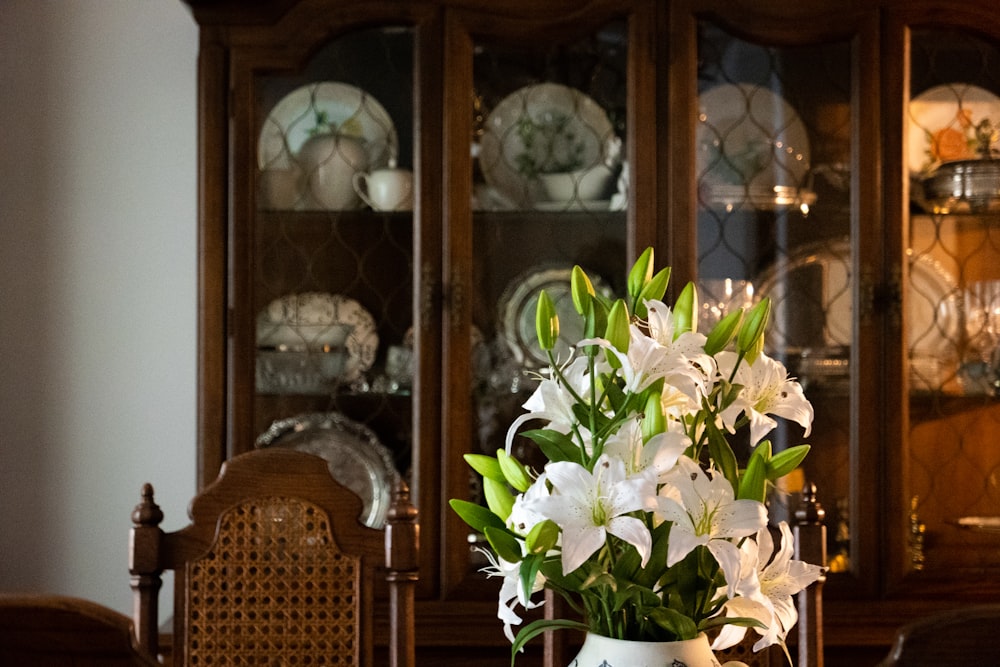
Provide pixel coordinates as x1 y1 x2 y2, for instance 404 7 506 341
497 449 532 493
627 247 654 303
605 299 631 352
672 282 697 339
737 297 770 359
483 477 515 521
642 391 665 441
634 267 671 320
535 289 559 351
703 309 743 355
525 519 560 554
570 265 595 316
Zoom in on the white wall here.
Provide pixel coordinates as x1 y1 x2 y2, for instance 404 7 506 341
0 0 199 616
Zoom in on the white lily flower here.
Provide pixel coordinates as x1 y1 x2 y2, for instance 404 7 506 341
645 300 717 404
603 417 690 484
533 454 656 574
655 456 767 585
711 522 826 652
506 473 551 537
504 356 595 453
716 350 814 447
478 548 545 643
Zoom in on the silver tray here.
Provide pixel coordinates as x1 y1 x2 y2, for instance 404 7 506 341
255 412 398 528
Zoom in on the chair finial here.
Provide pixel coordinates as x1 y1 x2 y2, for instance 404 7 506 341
132 483 164 527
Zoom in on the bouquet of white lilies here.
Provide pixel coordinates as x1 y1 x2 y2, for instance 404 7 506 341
450 248 825 663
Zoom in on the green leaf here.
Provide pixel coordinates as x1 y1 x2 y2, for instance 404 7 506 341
464 453 505 483
627 247 654 302
524 519 560 554
647 606 699 640
703 308 743 353
510 618 589 666
699 615 767 631
519 553 544 605
767 444 811 480
449 498 506 534
497 449 532 492
483 477 515 521
484 525 523 563
635 522 671 588
672 282 697 339
523 428 584 464
535 289 559 351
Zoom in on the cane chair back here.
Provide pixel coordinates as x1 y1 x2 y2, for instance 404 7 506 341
129 448 418 667
0 593 159 667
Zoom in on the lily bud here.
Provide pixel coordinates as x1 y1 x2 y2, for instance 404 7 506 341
535 289 559 351
634 267 671 320
604 299 631 353
642 391 665 441
570 265 595 315
627 247 654 303
525 519 560 554
672 282 697 339
738 297 771 363
497 449 532 493
703 309 743 355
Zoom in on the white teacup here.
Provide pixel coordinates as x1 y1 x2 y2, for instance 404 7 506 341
353 167 414 211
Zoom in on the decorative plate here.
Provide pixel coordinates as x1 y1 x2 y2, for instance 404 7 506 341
478 83 616 209
697 83 812 206
755 238 959 356
908 83 1000 175
255 412 398 529
954 516 1000 533
498 265 613 368
258 81 397 171
257 292 379 381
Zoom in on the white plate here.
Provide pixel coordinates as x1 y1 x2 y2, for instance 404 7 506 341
533 199 614 212
954 516 1000 533
697 84 811 203
498 266 612 368
908 83 1000 175
258 81 397 171
255 411 398 529
479 83 616 209
257 292 379 381
755 238 959 356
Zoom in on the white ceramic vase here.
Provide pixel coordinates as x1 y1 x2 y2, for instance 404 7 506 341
296 132 368 210
568 632 748 667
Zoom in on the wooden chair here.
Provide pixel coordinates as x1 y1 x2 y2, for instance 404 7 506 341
0 593 159 666
877 604 1000 666
129 448 418 667
543 482 828 667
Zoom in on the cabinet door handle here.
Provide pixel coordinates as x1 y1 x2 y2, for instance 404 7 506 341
420 261 435 332
449 266 465 330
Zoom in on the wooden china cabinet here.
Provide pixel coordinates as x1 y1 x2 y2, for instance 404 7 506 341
179 0 1000 664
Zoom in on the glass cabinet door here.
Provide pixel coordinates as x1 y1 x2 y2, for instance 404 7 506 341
694 19 861 580
441 11 650 595
237 25 418 527
902 26 1000 591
